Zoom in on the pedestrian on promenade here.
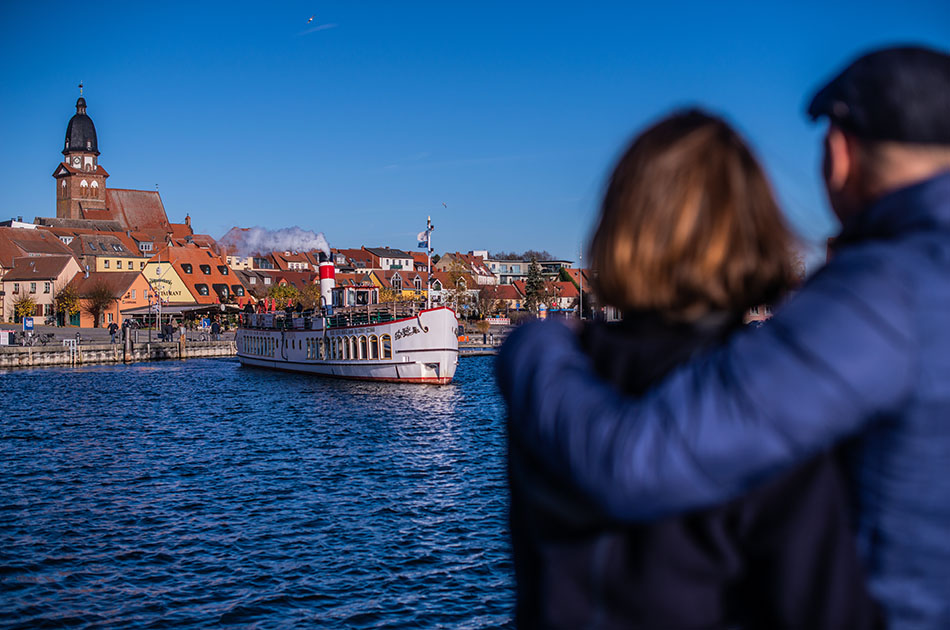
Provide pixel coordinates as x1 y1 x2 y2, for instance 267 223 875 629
211 319 221 341
108 321 118 344
506 109 880 629
497 45 950 629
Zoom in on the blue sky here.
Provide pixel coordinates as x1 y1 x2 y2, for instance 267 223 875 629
2 1 948 265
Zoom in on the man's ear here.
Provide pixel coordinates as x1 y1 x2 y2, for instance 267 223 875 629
824 126 852 193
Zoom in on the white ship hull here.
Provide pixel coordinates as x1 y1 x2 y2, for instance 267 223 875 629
236 306 459 384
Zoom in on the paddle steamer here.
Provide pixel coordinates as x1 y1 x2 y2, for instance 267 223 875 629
235 254 459 384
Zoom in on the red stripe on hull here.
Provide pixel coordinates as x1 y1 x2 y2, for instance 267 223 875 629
239 361 453 385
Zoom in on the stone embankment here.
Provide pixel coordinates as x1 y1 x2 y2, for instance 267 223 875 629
0 338 235 369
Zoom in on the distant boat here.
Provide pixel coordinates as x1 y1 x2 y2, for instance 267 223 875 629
235 253 459 384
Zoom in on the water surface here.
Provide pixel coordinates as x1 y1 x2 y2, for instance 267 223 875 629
0 356 512 628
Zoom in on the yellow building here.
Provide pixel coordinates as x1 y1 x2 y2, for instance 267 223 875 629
142 258 195 305
369 270 429 301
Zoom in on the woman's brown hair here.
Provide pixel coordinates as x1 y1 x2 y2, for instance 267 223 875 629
589 109 797 321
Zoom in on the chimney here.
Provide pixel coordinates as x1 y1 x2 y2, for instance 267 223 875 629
318 250 336 308
185 214 191 228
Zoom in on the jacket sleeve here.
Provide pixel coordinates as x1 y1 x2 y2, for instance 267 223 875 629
497 249 917 521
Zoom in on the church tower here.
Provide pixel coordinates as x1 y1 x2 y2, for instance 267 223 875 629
53 95 109 220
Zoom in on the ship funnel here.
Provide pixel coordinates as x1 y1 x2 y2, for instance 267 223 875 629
318 251 335 308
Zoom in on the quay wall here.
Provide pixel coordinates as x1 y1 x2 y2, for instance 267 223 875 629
0 340 235 369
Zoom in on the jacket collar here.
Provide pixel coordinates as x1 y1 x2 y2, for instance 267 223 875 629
837 170 950 246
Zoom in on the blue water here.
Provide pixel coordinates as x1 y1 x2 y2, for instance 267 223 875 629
0 356 513 628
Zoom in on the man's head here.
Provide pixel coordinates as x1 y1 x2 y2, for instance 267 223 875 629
808 46 950 222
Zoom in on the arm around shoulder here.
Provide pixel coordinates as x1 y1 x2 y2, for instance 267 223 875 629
497 252 917 520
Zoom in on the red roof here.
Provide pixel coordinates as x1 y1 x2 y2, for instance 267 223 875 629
148 245 245 305
495 284 522 300
68 271 143 298
54 162 111 178
3 255 76 281
0 227 76 268
106 189 172 235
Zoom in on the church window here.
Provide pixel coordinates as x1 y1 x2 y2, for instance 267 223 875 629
80 180 89 197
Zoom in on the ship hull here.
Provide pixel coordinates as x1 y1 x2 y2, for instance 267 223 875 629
235 307 459 385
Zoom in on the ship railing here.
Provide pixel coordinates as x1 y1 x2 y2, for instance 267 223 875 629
240 302 429 331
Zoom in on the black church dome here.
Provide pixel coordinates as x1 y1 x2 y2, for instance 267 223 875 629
63 97 99 155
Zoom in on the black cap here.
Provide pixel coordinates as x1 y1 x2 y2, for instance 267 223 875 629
807 45 950 145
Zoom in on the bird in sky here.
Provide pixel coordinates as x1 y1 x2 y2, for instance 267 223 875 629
442 202 447 208
307 15 314 24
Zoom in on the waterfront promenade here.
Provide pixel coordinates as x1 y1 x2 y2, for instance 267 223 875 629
0 323 236 368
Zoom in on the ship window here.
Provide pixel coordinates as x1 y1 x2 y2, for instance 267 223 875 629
343 337 350 360
359 336 367 360
337 338 344 360
369 335 379 359
350 337 358 360
381 334 392 359
319 338 326 360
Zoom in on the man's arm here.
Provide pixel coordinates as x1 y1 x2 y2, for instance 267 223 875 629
497 249 916 520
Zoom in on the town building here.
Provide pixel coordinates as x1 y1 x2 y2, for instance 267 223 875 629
363 247 413 271
67 271 152 327
0 255 82 322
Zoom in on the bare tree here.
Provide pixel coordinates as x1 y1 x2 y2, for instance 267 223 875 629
82 281 116 328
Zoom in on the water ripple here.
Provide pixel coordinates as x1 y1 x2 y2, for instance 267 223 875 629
0 357 512 629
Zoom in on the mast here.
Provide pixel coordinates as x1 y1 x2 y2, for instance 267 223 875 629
424 215 434 310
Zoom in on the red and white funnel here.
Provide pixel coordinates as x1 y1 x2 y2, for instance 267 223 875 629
319 251 335 307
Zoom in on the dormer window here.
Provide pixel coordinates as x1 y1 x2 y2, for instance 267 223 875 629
200 265 211 275
392 275 402 291
217 265 229 275
195 283 209 296
414 277 422 291
181 263 193 274
88 242 96 251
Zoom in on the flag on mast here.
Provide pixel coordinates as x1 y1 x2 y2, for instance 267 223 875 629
417 229 430 249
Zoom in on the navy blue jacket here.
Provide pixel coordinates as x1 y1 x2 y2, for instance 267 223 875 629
509 313 880 629
498 172 950 629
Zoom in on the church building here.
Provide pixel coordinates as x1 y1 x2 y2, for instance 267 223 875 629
42 94 192 246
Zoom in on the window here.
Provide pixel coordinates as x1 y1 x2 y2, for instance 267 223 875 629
414 276 422 291
107 313 114 323
319 338 326 360
392 275 402 291
103 260 110 269
140 262 145 270
350 337 358 360
369 335 379 359
12 282 19 294
200 265 211 275
381 334 392 359
232 285 245 297
29 282 36 294
181 264 193 274
44 282 51 294
218 265 229 275
264 277 272 285
196 284 209 296
131 289 136 299
249 277 257 285
359 336 367 360
89 242 97 251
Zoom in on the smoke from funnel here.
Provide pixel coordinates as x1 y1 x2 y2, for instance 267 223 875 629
220 226 330 258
